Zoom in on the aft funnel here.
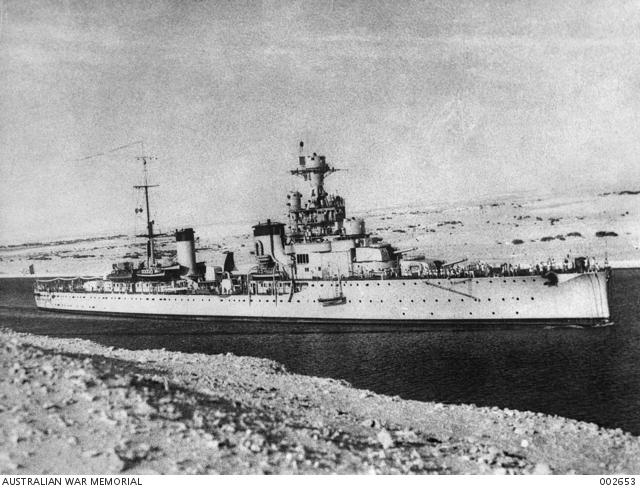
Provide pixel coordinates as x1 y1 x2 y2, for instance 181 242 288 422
175 228 197 276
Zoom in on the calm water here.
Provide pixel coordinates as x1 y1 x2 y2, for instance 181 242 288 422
1 271 639 434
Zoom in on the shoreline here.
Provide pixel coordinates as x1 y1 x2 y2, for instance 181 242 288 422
1 328 639 474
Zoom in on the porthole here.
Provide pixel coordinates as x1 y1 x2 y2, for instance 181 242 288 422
531 297 535 301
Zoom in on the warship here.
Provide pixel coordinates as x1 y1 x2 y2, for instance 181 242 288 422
34 142 611 326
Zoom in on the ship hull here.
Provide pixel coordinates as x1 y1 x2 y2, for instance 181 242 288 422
34 272 610 326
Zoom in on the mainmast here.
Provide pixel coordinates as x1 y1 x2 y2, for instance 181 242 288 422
134 156 158 269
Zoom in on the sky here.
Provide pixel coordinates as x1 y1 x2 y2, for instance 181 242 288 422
2 0 640 243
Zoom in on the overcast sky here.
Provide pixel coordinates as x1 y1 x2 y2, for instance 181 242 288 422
2 0 640 243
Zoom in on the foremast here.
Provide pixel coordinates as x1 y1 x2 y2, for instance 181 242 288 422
287 141 346 241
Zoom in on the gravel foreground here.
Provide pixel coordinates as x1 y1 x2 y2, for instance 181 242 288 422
0 328 638 475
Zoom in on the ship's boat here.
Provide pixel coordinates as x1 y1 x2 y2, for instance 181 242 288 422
34 142 611 327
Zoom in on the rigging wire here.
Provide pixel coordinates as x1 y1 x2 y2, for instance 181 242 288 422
132 185 143 240
67 140 144 163
67 139 150 249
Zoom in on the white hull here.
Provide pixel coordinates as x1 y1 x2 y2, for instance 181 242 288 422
34 272 610 326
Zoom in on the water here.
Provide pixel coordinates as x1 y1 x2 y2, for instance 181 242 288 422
1 270 639 434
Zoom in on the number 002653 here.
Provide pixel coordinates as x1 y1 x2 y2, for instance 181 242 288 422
600 478 636 486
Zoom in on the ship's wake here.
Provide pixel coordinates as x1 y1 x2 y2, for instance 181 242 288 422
543 324 585 330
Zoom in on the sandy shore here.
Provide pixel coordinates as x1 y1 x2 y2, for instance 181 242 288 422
2 190 639 278
1 328 639 475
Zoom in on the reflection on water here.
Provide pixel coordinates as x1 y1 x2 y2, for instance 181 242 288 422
1 270 639 434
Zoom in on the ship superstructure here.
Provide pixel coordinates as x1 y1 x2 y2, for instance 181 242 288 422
34 143 611 326
252 141 400 282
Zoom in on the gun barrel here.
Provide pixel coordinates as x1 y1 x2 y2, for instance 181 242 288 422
442 258 468 268
395 247 418 255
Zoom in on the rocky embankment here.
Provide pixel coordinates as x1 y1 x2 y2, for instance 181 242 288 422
1 329 638 475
